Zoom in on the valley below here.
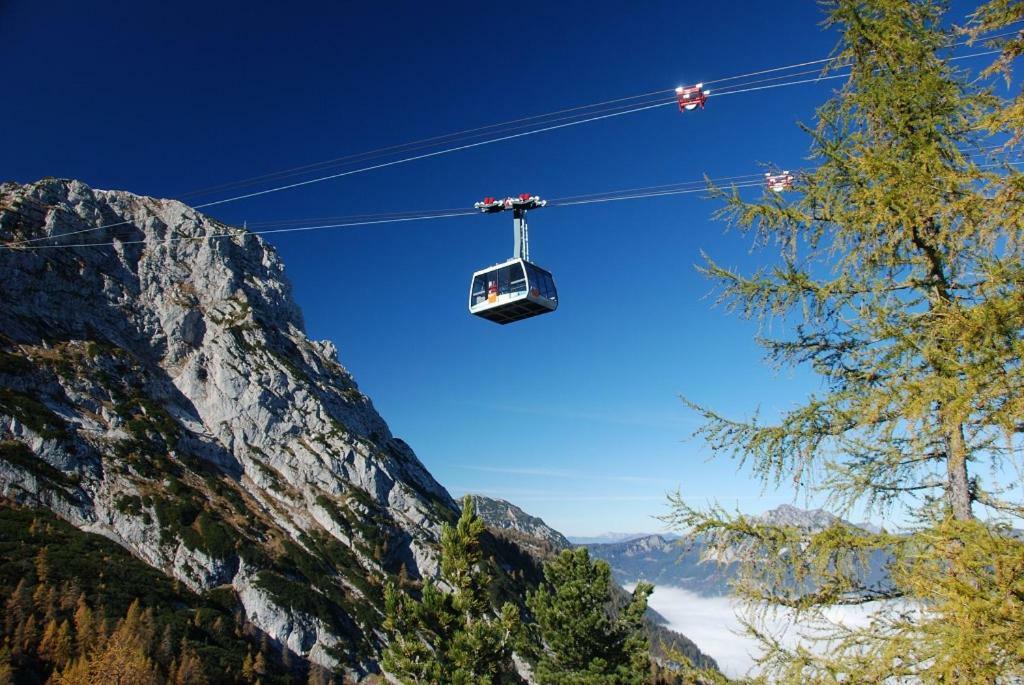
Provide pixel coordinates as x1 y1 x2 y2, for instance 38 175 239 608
639 584 898 679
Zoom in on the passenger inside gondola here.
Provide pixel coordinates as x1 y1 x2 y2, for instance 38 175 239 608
472 263 533 305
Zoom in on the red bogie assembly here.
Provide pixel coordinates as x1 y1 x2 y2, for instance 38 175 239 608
675 83 708 112
765 171 795 192
474 194 546 213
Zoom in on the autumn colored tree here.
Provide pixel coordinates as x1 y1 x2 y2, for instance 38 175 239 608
172 642 209 685
54 600 160 685
0 647 11 685
665 0 1024 682
970 0 1024 137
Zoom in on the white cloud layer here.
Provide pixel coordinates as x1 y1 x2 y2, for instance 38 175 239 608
634 585 888 679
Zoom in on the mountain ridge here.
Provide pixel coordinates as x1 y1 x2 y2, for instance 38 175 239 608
584 505 885 595
567 532 681 545
0 178 475 680
467 494 572 555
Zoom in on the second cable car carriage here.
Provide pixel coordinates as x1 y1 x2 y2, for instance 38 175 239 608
468 194 558 324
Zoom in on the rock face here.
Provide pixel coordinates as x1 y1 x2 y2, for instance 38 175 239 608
468 495 572 556
757 504 839 531
0 179 460 679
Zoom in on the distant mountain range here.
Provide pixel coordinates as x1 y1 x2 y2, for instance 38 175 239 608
584 504 892 596
585 533 733 597
566 505 841 546
567 532 681 545
471 498 886 600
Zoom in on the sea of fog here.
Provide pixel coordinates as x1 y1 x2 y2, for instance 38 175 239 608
628 584 885 679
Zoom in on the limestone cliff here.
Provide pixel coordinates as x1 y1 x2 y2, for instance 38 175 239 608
0 178 458 680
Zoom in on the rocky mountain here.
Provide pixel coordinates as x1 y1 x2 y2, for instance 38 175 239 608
585 505 889 597
586 534 733 597
756 504 839 530
467 495 571 556
567 532 679 545
0 179 489 681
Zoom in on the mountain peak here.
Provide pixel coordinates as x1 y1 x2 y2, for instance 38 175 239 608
758 504 840 530
0 179 467 677
467 494 571 554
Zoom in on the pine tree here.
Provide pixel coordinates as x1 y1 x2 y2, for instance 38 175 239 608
58 581 78 613
253 650 267 678
156 625 175 668
397 562 411 589
120 600 155 654
527 548 652 685
39 619 60 664
34 548 50 584
4 580 32 636
0 646 10 685
41 586 59 625
382 495 521 684
241 651 256 681
71 595 96 658
52 620 73 669
54 606 160 685
172 643 208 685
15 615 37 658
664 0 1024 682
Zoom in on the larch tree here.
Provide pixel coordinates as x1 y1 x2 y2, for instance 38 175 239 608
526 548 652 685
54 600 160 685
663 0 1024 682
381 495 521 685
970 0 1024 138
0 648 10 685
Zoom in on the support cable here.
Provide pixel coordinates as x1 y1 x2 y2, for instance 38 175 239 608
4 160 1021 251
3 43 1011 247
174 27 1021 200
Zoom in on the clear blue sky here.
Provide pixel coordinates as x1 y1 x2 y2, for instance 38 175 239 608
0 1 988 535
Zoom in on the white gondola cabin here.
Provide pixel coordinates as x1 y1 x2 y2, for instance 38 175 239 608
469 194 558 324
469 257 558 324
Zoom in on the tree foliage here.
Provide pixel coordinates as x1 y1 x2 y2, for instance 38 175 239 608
664 0 1024 682
0 502 301 684
527 548 652 685
381 495 522 684
970 0 1024 139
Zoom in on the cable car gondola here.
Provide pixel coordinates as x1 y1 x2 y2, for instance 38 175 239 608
468 194 558 324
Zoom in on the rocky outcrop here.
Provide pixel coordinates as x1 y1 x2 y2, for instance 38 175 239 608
757 504 839 531
0 179 459 680
468 495 572 556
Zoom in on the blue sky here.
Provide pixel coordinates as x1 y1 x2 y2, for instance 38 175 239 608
1 1 993 535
